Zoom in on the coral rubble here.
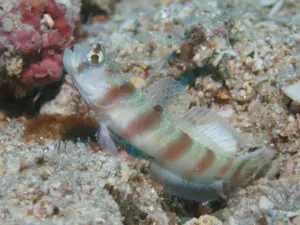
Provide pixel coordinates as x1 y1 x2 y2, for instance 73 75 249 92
0 121 175 225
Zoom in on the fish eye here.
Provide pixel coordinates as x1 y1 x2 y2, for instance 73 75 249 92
88 51 104 64
87 43 105 64
90 53 100 63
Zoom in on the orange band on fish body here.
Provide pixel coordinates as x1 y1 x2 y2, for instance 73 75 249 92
232 159 248 185
218 159 234 177
99 82 136 106
159 133 193 162
183 149 215 178
122 109 163 140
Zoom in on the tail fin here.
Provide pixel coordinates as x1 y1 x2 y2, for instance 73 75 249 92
231 147 275 188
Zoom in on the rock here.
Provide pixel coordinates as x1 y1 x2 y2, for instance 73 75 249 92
231 82 255 103
297 114 300 131
81 0 116 23
39 76 80 115
184 215 223 225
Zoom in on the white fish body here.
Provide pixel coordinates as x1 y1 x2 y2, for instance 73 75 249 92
63 42 274 201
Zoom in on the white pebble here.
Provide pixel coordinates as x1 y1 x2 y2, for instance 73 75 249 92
259 196 274 211
252 57 264 72
5 154 21 173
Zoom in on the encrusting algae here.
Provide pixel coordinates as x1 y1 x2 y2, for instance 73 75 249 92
22 114 98 144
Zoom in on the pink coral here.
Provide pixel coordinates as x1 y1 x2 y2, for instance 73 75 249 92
41 31 63 48
9 28 41 53
22 59 62 86
0 0 75 90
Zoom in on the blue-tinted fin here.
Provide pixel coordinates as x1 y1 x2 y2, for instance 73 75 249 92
107 128 155 160
97 122 118 155
149 162 227 202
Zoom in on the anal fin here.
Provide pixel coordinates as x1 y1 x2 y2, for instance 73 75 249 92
149 162 227 202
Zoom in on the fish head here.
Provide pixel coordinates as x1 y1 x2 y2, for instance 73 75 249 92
63 42 121 106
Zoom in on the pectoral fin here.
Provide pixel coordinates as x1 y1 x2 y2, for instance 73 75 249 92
97 122 118 155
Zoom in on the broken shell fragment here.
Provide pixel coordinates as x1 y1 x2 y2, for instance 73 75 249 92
281 81 300 113
41 14 55 29
281 81 300 103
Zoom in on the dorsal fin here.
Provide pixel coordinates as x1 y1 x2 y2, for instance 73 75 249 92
142 76 240 154
175 106 240 154
142 76 191 118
